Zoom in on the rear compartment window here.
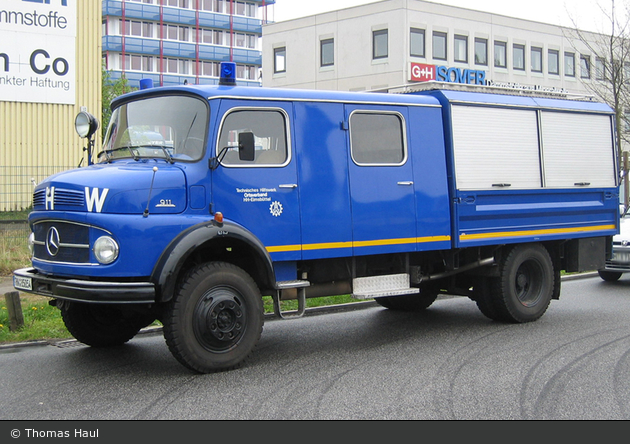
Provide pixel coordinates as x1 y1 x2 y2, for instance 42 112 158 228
218 108 289 167
350 111 406 165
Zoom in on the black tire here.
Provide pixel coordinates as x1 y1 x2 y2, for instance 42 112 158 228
60 301 145 347
487 244 555 323
163 262 264 373
375 287 438 311
598 270 623 282
473 277 502 321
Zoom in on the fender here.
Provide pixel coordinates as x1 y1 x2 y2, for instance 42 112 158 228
151 219 275 302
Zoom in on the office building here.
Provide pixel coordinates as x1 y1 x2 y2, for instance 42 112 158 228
102 0 274 88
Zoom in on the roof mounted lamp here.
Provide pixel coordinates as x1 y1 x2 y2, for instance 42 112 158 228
75 110 99 166
219 62 237 86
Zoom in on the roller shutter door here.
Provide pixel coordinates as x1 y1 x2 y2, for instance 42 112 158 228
451 105 541 190
540 112 616 188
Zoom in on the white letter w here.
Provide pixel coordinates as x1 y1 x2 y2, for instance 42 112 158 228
85 187 109 213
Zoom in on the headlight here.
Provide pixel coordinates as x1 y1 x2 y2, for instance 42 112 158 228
93 236 119 264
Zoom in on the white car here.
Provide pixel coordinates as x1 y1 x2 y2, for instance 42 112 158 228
599 208 630 281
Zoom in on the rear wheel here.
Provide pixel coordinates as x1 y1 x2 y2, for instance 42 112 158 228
60 301 148 347
486 244 554 323
473 277 501 321
163 262 264 373
598 270 623 282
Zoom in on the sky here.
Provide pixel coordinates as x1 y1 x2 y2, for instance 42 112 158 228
270 0 617 34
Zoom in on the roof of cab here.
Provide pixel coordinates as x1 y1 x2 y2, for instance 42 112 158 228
111 84 443 109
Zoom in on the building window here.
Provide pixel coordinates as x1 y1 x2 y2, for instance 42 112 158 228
513 44 525 70
321 38 334 67
474 38 487 65
548 49 559 75
142 55 153 72
214 30 223 45
580 55 591 79
179 26 189 42
433 31 447 61
565 52 575 77
274 47 286 73
167 58 178 74
235 33 246 48
201 29 213 44
531 47 542 73
454 35 468 63
410 28 425 58
596 57 606 80
373 29 388 59
494 41 507 68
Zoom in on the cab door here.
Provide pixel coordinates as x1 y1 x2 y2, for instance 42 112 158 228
211 101 301 262
345 105 417 255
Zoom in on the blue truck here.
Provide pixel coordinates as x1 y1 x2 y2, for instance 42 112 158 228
13 65 620 373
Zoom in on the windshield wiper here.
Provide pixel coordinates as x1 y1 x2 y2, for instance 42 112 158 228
160 145 174 164
126 146 140 161
105 145 174 163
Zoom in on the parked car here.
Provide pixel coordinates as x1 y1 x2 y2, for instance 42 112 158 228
599 206 630 281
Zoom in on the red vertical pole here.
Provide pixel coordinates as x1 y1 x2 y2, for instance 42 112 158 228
262 0 266 25
159 0 164 86
196 0 200 84
229 0 234 62
121 0 126 93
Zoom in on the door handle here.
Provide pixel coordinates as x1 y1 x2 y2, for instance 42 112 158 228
397 181 414 186
279 184 298 189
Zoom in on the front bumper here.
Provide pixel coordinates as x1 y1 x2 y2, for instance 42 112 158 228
602 245 630 273
12 268 156 304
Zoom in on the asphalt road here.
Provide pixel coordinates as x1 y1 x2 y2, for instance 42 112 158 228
1 273 630 420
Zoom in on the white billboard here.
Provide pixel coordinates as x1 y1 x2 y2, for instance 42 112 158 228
0 0 76 105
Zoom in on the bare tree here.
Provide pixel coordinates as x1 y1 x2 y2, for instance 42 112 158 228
564 0 630 205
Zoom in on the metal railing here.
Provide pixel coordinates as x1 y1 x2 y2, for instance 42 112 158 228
0 166 74 213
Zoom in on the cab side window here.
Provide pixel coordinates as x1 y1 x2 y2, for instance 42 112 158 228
350 112 406 165
218 109 289 166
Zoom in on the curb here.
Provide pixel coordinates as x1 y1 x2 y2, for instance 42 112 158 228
0 271 600 350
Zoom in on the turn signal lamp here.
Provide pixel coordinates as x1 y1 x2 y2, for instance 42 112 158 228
214 212 224 224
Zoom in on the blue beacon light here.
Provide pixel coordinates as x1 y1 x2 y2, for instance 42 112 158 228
219 62 237 86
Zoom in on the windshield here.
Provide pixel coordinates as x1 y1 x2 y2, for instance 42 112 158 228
100 95 208 163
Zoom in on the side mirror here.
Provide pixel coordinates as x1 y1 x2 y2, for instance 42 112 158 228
238 131 255 161
75 111 99 139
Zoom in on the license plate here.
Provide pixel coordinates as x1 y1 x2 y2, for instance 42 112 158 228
612 252 630 263
13 275 32 291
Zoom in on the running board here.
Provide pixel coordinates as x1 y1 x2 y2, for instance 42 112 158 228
352 273 419 299
273 280 310 319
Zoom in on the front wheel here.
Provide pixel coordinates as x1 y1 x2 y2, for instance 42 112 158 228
163 262 264 373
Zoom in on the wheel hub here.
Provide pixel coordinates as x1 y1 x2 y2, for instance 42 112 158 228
515 261 542 307
194 288 246 351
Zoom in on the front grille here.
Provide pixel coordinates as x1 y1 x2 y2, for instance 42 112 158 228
33 221 90 264
33 188 84 210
